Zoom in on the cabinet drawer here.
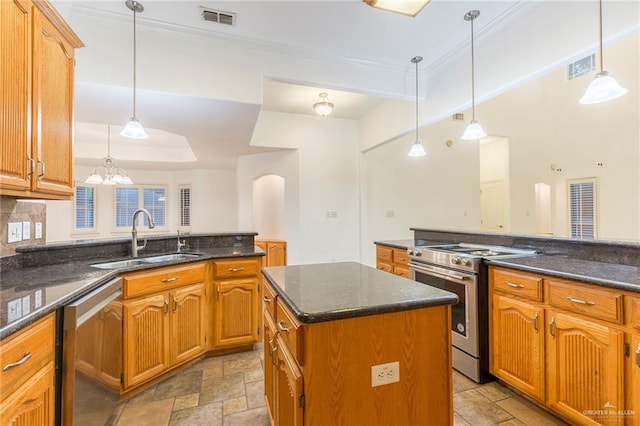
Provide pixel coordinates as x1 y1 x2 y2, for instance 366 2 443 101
262 280 277 319
392 249 410 266
491 268 543 301
627 296 640 329
548 280 623 324
124 262 205 298
213 258 260 279
275 299 303 365
0 314 54 395
376 246 392 263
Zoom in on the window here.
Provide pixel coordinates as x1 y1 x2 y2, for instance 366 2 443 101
568 178 597 239
115 186 166 230
75 185 96 231
179 185 191 228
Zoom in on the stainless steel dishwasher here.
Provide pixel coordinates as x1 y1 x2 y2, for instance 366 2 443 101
62 277 123 425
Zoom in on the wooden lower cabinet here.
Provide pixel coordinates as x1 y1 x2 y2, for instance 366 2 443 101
375 244 409 278
490 294 545 401
256 240 287 267
547 310 625 425
275 338 303 426
263 313 278 425
123 283 206 390
215 278 259 347
0 313 55 426
629 334 640 426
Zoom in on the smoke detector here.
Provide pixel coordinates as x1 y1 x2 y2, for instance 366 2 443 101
201 7 236 26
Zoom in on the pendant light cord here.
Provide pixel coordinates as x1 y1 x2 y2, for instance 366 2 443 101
470 16 476 121
132 4 137 118
598 0 603 72
107 125 111 157
415 58 419 141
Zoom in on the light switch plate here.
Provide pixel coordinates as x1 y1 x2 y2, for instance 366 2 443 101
22 222 31 240
35 222 43 239
8 222 22 243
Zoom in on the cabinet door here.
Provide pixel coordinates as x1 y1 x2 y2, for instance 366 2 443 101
629 334 640 426
547 311 624 425
0 0 32 192
490 295 545 401
263 312 278 425
394 265 410 278
215 278 259 347
276 337 303 426
31 7 75 196
123 294 171 389
0 361 55 426
171 283 206 365
267 242 287 266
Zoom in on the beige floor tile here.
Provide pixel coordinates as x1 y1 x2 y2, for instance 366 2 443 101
203 364 223 380
454 412 472 426
173 393 200 411
476 381 515 402
124 386 157 405
453 370 481 393
223 356 263 376
245 380 266 409
116 398 174 426
244 369 264 383
169 401 223 426
497 396 569 425
498 419 527 426
453 389 514 426
154 371 202 400
199 372 245 405
223 407 271 426
223 396 248 416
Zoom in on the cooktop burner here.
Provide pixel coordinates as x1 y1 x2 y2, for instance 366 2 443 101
408 243 538 272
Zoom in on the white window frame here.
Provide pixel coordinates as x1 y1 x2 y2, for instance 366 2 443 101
178 184 192 232
568 177 598 240
73 183 97 235
113 185 168 233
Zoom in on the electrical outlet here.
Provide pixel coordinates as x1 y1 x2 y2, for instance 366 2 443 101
326 210 338 219
22 221 31 240
371 361 399 387
35 222 43 239
8 222 22 243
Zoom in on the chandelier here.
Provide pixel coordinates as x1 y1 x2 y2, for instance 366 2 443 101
85 126 133 185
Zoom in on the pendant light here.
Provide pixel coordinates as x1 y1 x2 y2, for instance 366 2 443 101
579 0 627 104
121 0 149 139
408 56 427 157
85 125 133 185
461 10 487 141
313 92 335 116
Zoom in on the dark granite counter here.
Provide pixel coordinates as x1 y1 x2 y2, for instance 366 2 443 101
486 255 640 293
1 235 265 339
373 239 414 249
262 262 458 324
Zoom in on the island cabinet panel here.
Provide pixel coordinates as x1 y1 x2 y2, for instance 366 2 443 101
547 310 625 426
276 339 303 426
490 295 545 401
0 313 55 426
263 313 278 425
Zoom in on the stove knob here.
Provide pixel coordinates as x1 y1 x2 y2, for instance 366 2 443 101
464 259 473 266
452 257 461 265
415 251 422 257
408 250 414 256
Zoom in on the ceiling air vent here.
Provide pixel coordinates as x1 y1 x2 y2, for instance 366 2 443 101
567 54 595 80
452 113 464 121
201 8 236 26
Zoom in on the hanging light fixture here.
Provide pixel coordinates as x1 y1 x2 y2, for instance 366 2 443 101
313 92 335 116
121 0 149 139
461 10 487 141
579 0 627 104
363 0 431 17
408 56 427 157
85 125 133 185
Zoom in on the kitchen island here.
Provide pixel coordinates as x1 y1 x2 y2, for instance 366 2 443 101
261 262 458 426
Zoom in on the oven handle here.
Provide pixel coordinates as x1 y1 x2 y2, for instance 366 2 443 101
409 263 471 281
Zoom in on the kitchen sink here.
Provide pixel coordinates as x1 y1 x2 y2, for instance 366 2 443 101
90 259 149 269
141 253 201 263
90 253 201 269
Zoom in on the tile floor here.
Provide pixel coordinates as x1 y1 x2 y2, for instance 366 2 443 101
103 344 567 426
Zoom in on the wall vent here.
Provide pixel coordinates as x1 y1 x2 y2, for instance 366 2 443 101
201 8 236 26
452 113 464 121
567 54 595 80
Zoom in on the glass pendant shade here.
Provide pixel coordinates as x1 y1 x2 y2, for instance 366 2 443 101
121 118 149 139
85 125 134 185
408 141 427 157
85 171 104 184
461 120 487 140
313 93 334 116
579 71 628 104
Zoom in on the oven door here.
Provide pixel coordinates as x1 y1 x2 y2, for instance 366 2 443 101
409 262 478 357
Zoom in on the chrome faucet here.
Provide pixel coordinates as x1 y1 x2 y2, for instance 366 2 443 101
177 230 186 253
131 208 155 257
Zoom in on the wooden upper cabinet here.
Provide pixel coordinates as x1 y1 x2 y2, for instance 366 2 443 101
546 310 624 425
0 0 83 199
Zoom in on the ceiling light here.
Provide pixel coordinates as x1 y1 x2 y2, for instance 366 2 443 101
85 126 133 185
121 0 149 139
579 0 627 104
363 0 431 17
313 92 334 117
461 10 487 141
408 56 426 157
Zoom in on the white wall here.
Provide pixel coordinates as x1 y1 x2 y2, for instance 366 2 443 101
253 175 285 239
239 111 360 265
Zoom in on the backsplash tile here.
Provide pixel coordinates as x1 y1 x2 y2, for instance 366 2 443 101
1 196 46 257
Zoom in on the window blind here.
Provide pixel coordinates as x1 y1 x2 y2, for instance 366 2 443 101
143 188 166 227
179 186 191 227
75 185 95 229
569 179 596 239
115 187 139 227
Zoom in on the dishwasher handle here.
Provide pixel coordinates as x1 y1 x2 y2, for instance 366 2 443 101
64 277 123 329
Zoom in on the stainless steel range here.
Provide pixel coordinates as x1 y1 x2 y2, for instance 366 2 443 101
408 243 537 382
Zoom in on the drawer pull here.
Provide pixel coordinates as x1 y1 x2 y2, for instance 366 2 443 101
3 352 32 371
37 160 45 180
549 317 556 339
566 297 596 306
161 277 178 283
505 282 524 289
228 267 245 272
278 321 291 333
636 344 640 368
532 312 539 333
263 296 271 303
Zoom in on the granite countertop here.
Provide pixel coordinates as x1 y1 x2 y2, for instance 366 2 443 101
262 262 458 324
487 255 640 293
0 245 265 339
374 239 415 249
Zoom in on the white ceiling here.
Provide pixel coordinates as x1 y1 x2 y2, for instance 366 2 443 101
64 0 526 170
